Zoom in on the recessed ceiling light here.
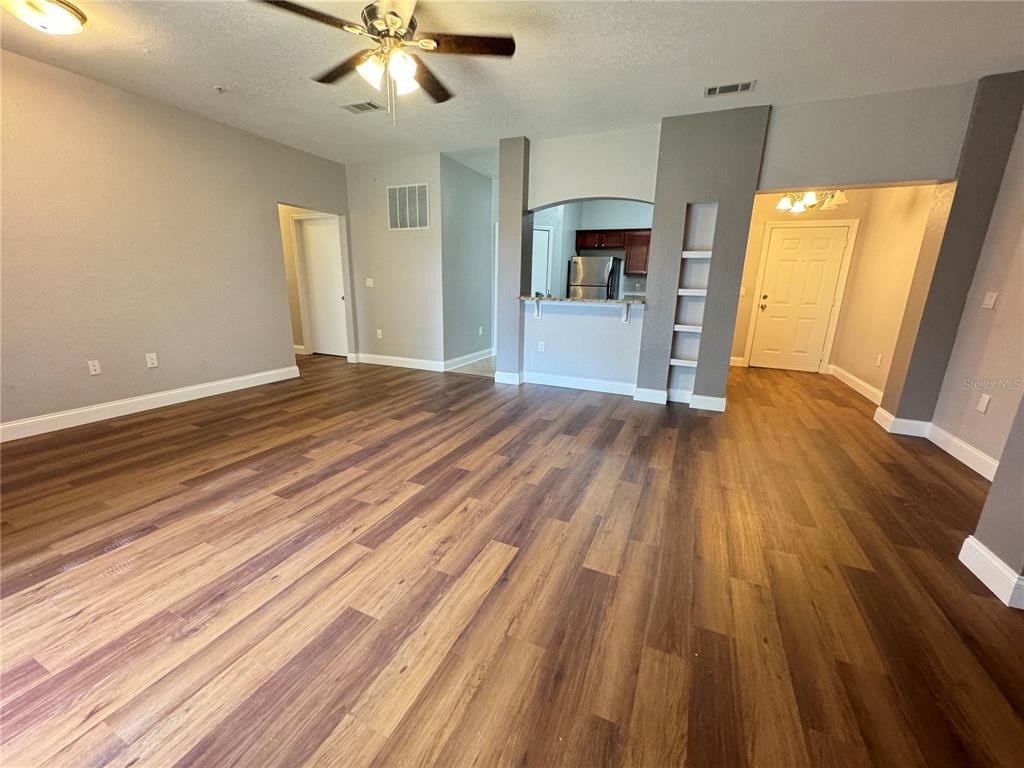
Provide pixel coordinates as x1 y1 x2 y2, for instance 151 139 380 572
1 0 87 35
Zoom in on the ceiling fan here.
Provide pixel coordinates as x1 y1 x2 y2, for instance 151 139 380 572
258 1 515 121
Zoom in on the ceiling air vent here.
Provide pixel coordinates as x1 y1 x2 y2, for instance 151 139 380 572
387 184 429 230
704 80 757 97
342 101 384 114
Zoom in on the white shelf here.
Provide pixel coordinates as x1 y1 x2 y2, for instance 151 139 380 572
673 324 702 333
677 288 708 297
682 250 712 260
670 358 698 368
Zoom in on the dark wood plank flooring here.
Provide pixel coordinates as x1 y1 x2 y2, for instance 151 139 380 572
1 355 1022 767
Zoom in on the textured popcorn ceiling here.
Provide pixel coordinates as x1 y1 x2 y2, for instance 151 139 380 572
2 1 1022 167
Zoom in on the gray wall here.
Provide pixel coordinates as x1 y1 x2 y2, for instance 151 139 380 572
932 110 1024 460
760 82 975 190
345 154 444 363
636 107 770 399
440 155 494 362
578 200 655 229
495 138 533 377
973 397 1024 573
1 52 348 423
884 72 1024 422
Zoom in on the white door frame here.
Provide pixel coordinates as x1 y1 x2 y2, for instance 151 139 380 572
740 219 859 372
532 225 554 294
290 212 354 357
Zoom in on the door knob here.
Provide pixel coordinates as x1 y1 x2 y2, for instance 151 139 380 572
762 294 768 300
760 303 767 311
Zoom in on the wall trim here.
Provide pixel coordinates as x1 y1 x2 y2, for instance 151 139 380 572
690 394 727 412
668 388 692 404
494 371 522 385
959 536 1024 608
0 365 300 443
293 344 311 355
353 353 444 372
633 387 667 405
444 347 495 371
873 407 998 480
522 371 634 397
730 356 747 367
828 364 883 405
928 424 999 481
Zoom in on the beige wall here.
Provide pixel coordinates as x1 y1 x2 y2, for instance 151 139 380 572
277 204 314 348
932 111 1024 460
734 184 942 393
1 52 348 423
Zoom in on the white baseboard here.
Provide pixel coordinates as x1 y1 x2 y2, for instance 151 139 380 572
873 408 998 480
522 371 634 397
928 424 999 481
730 356 747 367
690 394 727 412
959 536 1024 608
828 365 882 405
494 371 521 385
633 388 667 405
0 365 300 443
354 354 443 372
668 388 692 404
873 407 930 437
444 347 495 371
293 344 311 355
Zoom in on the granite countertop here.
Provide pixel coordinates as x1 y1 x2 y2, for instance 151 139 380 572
518 295 646 305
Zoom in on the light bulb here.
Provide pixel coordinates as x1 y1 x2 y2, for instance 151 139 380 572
776 195 793 211
388 50 417 82
801 190 819 207
394 75 420 95
1 0 86 34
790 201 807 213
356 53 384 90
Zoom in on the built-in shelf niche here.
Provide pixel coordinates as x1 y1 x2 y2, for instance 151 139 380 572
669 201 719 403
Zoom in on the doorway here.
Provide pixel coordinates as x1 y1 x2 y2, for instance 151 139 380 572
279 205 352 358
744 221 857 372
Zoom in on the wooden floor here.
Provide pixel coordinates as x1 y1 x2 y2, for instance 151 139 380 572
2 355 1022 767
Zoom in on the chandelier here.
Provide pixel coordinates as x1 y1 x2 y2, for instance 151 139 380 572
776 190 849 214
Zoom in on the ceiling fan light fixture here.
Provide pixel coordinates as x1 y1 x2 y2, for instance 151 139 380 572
1 0 86 35
393 75 420 95
388 49 417 82
356 52 385 90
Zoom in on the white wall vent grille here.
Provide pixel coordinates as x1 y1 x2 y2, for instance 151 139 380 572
342 101 384 114
704 80 757 97
387 184 430 230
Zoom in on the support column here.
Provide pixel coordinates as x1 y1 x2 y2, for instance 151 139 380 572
959 396 1024 608
880 71 1024 424
495 137 533 384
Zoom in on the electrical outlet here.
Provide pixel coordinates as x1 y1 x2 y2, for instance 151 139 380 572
538 341 545 352
365 278 375 288
145 352 159 368
376 328 383 339
977 393 991 414
875 354 883 367
478 326 483 336
981 291 997 309
87 359 102 376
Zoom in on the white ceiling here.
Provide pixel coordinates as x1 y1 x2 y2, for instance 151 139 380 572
3 1 1022 173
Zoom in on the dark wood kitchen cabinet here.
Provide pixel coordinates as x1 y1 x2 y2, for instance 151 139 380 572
575 228 651 255
576 231 602 249
624 231 651 276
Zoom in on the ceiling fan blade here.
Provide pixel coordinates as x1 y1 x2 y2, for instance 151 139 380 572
314 51 367 84
415 33 515 56
257 0 363 33
412 56 452 103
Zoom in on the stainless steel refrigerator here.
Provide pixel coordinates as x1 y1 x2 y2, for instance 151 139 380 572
567 255 621 299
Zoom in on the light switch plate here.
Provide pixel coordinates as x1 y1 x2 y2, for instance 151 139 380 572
376 328 383 339
977 393 991 414
145 352 159 368
538 341 545 352
365 278 375 288
982 291 997 309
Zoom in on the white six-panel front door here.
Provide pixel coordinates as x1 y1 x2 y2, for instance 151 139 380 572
749 225 848 372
